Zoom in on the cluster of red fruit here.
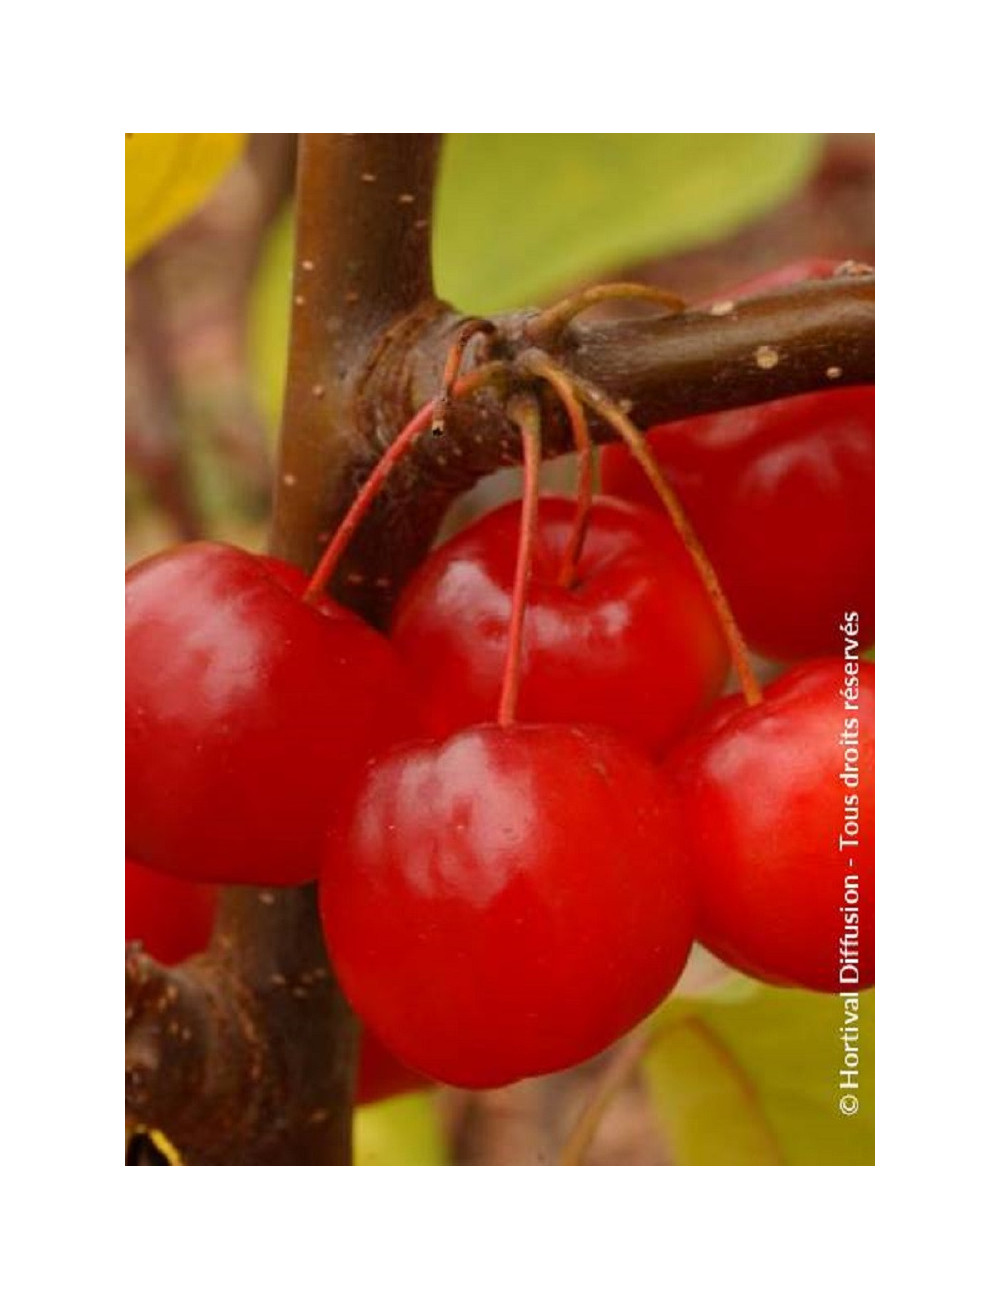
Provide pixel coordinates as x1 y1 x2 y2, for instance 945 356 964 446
126 260 874 1098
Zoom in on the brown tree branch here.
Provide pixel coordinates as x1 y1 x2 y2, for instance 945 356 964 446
126 133 874 1164
631 134 874 300
324 271 874 624
271 134 440 573
126 890 359 1163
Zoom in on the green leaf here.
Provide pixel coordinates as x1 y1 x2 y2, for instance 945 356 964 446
248 205 294 435
125 133 245 264
434 134 821 313
353 1092 448 1165
644 977 874 1165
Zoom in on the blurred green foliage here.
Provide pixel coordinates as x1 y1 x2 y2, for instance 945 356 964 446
435 134 820 313
645 977 874 1165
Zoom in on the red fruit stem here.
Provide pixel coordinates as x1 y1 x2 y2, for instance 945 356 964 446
527 281 686 347
301 363 507 604
542 364 595 589
430 319 496 436
497 394 543 727
526 354 763 708
559 1024 651 1165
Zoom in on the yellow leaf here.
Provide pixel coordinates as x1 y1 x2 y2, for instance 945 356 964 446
126 1127 184 1164
354 1092 448 1165
125 133 245 264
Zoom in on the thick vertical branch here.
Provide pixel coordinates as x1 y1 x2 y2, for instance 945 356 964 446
271 134 440 573
236 134 443 1162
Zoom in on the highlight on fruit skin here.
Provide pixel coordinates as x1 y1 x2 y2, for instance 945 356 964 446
320 721 696 1090
125 541 421 887
663 657 874 993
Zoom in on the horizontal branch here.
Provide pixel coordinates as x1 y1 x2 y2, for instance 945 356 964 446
329 273 875 624
430 274 874 461
554 274 874 429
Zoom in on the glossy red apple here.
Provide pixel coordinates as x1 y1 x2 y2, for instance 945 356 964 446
391 495 730 757
357 1031 428 1105
321 722 695 1088
602 389 875 661
126 542 420 885
125 857 217 965
665 658 874 992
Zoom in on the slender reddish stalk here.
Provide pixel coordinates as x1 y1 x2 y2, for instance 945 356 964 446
559 1025 652 1165
301 363 508 604
524 352 763 707
497 394 542 727
431 319 496 436
527 282 686 347
529 359 594 588
561 441 594 590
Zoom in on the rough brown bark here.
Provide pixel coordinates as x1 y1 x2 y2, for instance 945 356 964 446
125 134 874 1164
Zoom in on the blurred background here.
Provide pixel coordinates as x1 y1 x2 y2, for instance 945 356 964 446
125 134 874 1164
